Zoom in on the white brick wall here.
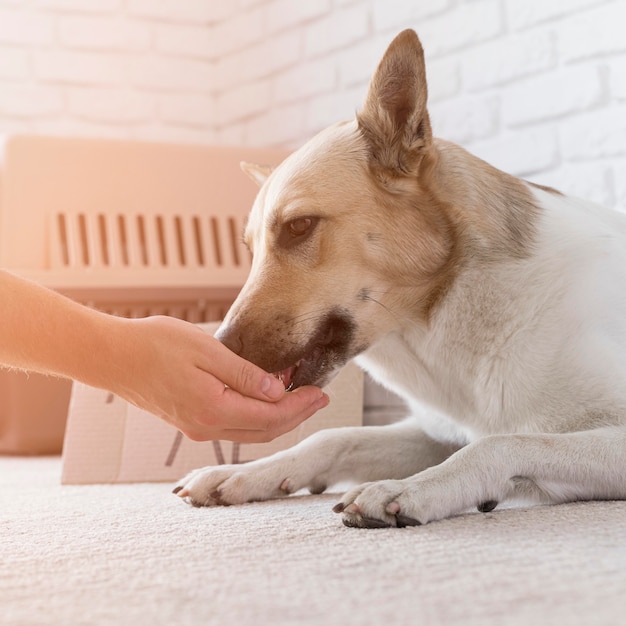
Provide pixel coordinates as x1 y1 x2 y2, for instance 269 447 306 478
0 0 625 212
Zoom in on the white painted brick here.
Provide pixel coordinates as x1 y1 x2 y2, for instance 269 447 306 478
158 93 214 127
239 0 269 7
214 50 254 95
132 124 217 145
68 87 154 123
267 0 332 35
273 57 337 106
609 56 626 101
430 95 500 145
31 118 133 139
304 4 369 58
0 48 29 80
468 125 559 176
0 117 32 136
0 8 54 45
129 56 213 92
502 64 604 127
59 15 151 52
304 85 364 135
505 0 605 30
245 103 305 146
418 0 503 58
529 162 614 207
257 28 304 80
129 0 235 24
560 106 626 160
372 0 451 32
215 124 246 146
462 29 555 92
426 56 460 103
209 6 267 58
559 3 626 62
34 50 125 86
214 27 304 95
36 0 120 12
613 159 626 211
0 84 64 117
336 34 390 88
216 80 272 125
155 23 215 59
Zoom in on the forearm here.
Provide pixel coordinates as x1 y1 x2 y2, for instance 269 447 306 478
0 270 126 388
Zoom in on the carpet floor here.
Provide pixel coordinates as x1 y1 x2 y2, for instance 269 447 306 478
2 455 626 626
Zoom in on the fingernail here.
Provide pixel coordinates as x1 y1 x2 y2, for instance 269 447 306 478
316 393 330 409
262 375 284 399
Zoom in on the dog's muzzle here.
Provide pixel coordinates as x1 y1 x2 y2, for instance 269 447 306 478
218 309 359 389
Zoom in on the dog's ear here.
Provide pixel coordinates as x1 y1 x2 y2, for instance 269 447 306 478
240 162 273 187
357 29 432 183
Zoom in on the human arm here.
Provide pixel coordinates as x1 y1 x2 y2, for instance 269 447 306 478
0 270 329 442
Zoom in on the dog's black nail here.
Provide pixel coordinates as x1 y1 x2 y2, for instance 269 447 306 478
477 500 498 513
172 485 183 494
396 514 422 528
360 516 393 529
342 515 391 529
333 502 346 513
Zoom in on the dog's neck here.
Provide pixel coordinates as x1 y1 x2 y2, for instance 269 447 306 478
426 138 542 265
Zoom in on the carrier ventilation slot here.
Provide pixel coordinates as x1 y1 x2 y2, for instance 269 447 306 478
55 212 250 270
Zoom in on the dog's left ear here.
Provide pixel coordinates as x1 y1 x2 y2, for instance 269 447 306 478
357 29 432 182
240 162 274 187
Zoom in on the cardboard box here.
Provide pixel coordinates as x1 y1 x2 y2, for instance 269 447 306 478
61 324 363 484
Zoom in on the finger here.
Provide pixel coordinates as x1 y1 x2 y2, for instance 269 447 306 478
217 390 330 443
201 338 285 401
204 385 327 430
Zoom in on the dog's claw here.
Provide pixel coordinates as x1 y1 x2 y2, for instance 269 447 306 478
396 514 422 528
172 485 184 495
477 500 498 513
342 515 393 529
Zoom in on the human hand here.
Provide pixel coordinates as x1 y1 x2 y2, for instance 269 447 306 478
102 315 330 443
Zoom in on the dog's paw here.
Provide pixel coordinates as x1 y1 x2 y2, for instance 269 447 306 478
332 475 482 529
332 480 422 529
173 464 297 508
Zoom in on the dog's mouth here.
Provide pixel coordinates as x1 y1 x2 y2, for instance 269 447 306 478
271 347 329 391
273 363 299 391
270 311 359 390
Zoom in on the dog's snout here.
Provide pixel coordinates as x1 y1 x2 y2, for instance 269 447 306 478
215 325 243 356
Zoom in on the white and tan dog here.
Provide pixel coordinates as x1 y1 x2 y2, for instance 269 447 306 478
175 29 626 528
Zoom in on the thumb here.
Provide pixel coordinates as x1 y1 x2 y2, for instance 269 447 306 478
208 340 286 401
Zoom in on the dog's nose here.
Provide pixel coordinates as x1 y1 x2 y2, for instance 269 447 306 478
215 325 243 356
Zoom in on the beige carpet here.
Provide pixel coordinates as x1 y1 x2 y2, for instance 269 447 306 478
2 455 626 626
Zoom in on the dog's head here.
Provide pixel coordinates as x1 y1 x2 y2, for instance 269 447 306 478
217 30 456 388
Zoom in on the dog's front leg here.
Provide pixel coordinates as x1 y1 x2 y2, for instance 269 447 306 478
336 426 626 528
174 419 458 507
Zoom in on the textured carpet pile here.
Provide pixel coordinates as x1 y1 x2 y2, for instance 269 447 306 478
2 455 626 625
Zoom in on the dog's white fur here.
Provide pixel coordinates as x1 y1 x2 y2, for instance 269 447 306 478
175 30 626 528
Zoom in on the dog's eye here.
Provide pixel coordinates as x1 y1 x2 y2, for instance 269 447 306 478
278 217 319 248
289 218 313 236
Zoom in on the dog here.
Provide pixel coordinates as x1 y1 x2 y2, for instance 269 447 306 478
174 29 626 528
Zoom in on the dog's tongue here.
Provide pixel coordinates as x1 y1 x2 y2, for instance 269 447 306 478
274 366 296 391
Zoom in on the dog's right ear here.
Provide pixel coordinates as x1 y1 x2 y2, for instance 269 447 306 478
357 29 432 184
240 162 273 187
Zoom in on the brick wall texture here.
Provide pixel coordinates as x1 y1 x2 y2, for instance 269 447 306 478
1 0 625 208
